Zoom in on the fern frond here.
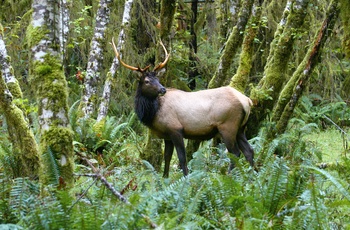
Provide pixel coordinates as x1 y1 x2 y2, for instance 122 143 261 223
261 157 289 214
41 147 60 185
302 166 350 201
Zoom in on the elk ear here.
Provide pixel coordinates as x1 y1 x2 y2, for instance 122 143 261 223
133 71 143 80
156 68 166 78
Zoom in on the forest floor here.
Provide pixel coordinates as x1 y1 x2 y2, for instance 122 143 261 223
303 128 349 162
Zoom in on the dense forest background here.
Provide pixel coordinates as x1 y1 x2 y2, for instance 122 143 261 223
0 0 349 229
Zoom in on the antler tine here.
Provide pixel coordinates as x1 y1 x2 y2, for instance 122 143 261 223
153 39 170 71
111 37 140 72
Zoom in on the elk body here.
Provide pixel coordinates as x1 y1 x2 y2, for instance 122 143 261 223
112 39 254 177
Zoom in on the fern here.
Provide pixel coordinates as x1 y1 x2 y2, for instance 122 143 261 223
303 166 350 201
41 147 60 185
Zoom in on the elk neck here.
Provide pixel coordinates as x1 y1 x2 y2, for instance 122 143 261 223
134 87 161 127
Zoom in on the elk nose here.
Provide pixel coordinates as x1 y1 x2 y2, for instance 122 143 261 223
159 87 166 95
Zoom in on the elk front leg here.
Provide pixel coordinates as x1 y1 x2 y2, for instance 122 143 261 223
163 140 174 178
170 131 188 176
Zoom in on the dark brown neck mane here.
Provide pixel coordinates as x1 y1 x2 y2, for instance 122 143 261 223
134 88 160 127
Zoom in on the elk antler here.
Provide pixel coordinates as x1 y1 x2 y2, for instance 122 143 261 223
111 38 150 72
153 39 170 71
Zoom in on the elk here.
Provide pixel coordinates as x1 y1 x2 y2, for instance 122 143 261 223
112 38 254 177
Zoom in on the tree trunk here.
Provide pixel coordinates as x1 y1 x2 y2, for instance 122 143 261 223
248 0 309 135
218 0 240 40
97 0 134 122
188 0 198 90
159 0 176 86
0 75 40 178
28 0 74 187
0 25 23 99
80 0 112 119
0 30 40 177
229 0 263 92
273 0 339 135
340 0 350 59
208 0 254 89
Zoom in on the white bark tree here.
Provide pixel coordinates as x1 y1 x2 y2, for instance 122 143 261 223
0 26 23 99
81 0 112 119
0 27 40 177
28 0 74 187
97 0 134 122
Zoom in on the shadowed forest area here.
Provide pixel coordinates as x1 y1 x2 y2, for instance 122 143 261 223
0 0 350 229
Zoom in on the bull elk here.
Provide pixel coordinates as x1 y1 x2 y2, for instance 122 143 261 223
112 38 254 177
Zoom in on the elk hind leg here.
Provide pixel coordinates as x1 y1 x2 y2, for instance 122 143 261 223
219 126 241 170
237 129 254 167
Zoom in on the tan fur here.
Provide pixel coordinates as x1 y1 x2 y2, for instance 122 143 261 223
151 86 252 140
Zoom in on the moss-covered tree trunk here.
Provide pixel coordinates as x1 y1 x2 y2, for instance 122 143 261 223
340 0 350 59
208 0 254 89
248 0 309 134
159 0 176 86
0 28 39 177
273 0 339 135
188 0 198 90
340 0 350 99
229 0 263 92
140 0 176 172
80 0 112 119
28 0 74 188
0 24 23 99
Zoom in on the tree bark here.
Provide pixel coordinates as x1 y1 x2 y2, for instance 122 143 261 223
218 0 240 40
273 0 339 135
0 24 23 99
28 0 74 187
208 0 254 89
340 0 350 59
159 0 176 86
0 29 40 177
248 0 309 134
229 0 263 92
97 0 134 122
80 0 112 119
188 0 198 90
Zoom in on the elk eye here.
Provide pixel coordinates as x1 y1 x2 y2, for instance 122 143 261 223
144 79 150 84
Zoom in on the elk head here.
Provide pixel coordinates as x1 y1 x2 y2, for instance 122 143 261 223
111 38 169 98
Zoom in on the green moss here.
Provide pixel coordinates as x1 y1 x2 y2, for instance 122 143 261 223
40 127 74 187
35 64 52 76
30 53 73 186
31 54 69 116
26 23 49 47
340 0 350 58
0 72 39 177
7 81 23 99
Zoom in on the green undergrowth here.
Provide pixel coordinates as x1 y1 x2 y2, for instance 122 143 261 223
1 103 350 229
303 128 349 162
